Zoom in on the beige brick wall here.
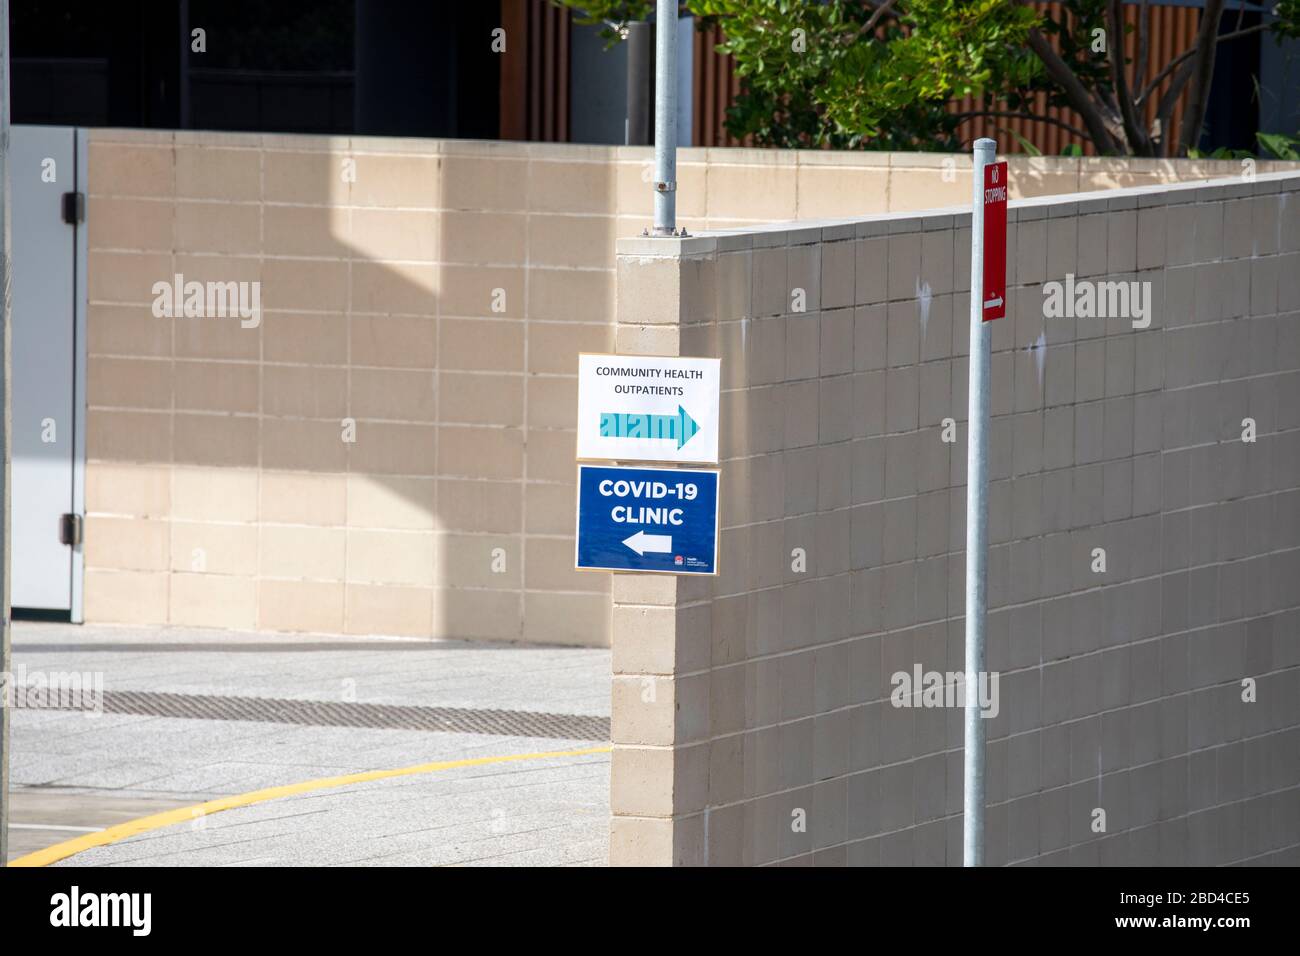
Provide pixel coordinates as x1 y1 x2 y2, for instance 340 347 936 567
609 171 1300 864
83 131 617 642
82 128 1295 645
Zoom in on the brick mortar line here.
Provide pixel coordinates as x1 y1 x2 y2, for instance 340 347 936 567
612 620 1300 690
615 734 1300 830
769 779 1300 867
608 622 1300 691
610 662 1300 754
87 248 619 271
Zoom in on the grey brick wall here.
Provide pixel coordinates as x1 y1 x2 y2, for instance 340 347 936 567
610 171 1300 866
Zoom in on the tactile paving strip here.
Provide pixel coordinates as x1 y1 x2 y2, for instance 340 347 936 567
27 688 610 742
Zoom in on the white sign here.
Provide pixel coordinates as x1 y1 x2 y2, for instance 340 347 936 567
576 353 721 464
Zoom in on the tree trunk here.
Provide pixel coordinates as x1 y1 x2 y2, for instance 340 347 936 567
1026 27 1122 155
1178 0 1226 155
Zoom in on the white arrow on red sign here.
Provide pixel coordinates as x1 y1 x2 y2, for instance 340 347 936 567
982 161 1008 321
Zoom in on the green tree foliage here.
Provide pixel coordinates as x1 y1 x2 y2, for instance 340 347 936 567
556 0 1300 156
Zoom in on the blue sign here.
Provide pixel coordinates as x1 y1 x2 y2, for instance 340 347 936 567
576 464 719 575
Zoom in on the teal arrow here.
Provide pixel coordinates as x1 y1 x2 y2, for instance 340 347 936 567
600 405 700 450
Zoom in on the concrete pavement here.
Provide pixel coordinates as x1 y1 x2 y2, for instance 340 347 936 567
5 621 610 866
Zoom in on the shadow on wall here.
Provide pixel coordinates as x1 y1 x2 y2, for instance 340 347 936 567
79 138 1275 643
82 133 618 645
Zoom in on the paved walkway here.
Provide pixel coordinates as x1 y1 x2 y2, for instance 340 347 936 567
6 622 610 866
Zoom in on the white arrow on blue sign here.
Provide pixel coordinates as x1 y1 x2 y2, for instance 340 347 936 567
574 464 719 575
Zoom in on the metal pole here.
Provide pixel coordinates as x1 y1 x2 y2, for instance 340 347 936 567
963 137 996 867
179 0 191 129
1 0 13 866
651 0 676 235
625 21 652 146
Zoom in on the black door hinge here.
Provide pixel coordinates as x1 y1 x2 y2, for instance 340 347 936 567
62 191 85 225
59 513 83 547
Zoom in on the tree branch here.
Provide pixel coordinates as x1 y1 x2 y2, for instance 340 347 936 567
951 109 1091 142
844 0 904 43
860 0 900 37
1025 26 1121 153
1154 54 1197 156
1098 84 1121 121
1135 0 1151 95
1178 0 1226 154
1108 0 1150 154
1136 20 1270 107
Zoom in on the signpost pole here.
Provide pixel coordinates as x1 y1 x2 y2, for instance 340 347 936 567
964 137 997 867
1 0 13 865
651 0 676 235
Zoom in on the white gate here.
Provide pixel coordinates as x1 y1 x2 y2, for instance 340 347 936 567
11 125 87 618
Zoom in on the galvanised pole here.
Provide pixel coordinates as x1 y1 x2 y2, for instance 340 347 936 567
964 137 996 867
651 0 676 235
1 0 13 866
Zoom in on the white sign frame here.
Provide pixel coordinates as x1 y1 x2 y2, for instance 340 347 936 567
576 353 721 465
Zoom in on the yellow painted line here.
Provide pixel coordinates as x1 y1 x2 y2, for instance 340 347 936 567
8 744 611 868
